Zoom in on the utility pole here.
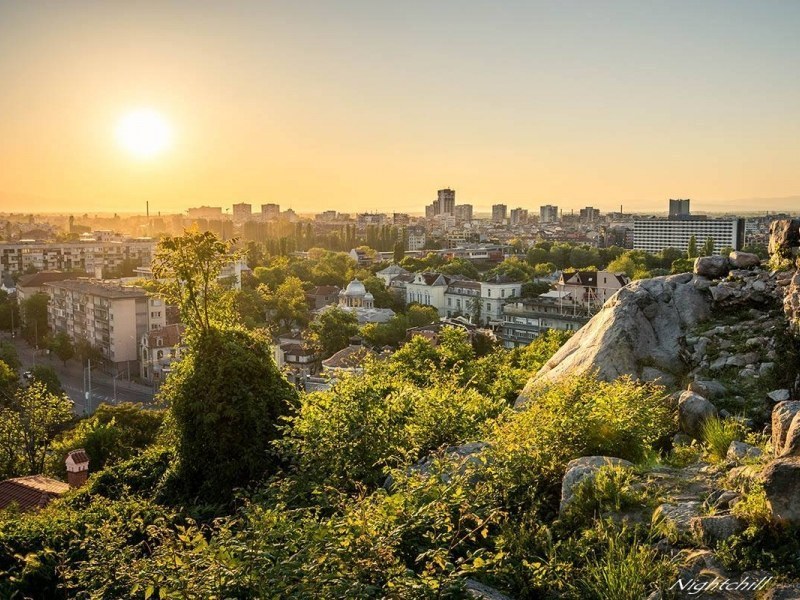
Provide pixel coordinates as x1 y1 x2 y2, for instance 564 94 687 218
86 358 92 414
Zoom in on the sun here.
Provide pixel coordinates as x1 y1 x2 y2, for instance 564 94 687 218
115 109 173 159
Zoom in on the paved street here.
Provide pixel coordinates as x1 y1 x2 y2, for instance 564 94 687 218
5 335 156 414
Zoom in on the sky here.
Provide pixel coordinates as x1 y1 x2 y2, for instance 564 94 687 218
1 0 799 215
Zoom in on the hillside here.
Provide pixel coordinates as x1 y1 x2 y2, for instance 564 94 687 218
1 221 799 599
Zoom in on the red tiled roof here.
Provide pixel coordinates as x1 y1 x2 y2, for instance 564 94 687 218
145 324 186 349
322 344 377 370
67 449 90 464
0 475 70 512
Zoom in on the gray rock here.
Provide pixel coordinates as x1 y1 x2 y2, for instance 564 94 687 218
653 501 702 536
761 457 800 524
782 411 800 457
688 380 728 400
678 391 718 439
517 274 711 399
767 389 791 403
763 584 800 600
641 366 676 387
673 432 693 447
772 401 800 456
727 440 763 461
710 356 729 371
759 362 775 375
706 489 740 511
690 514 746 544
465 579 513 600
694 256 730 279
559 456 634 514
729 251 761 269
768 218 800 257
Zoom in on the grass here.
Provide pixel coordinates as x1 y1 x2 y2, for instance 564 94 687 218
701 417 746 462
563 466 649 526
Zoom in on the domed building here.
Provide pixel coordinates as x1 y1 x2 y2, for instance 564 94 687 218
331 278 395 324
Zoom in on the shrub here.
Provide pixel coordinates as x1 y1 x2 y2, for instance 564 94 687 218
562 466 649 526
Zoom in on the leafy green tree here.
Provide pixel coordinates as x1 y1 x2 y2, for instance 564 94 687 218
393 240 404 264
74 337 103 366
260 275 310 331
702 236 715 257
687 235 698 259
160 326 297 504
0 381 74 476
29 365 63 396
0 291 19 333
151 230 236 332
21 292 49 345
49 331 75 366
485 256 534 282
47 402 164 477
308 306 359 358
521 281 551 298
0 359 17 402
0 341 20 370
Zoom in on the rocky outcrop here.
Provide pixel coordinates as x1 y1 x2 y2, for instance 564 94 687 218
727 441 762 461
771 401 800 457
761 457 800 524
694 256 730 279
518 273 710 395
768 219 800 257
690 514 746 545
728 251 761 269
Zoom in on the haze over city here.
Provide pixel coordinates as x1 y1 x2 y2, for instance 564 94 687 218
1 0 799 215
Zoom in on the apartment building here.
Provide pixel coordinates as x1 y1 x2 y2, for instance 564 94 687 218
500 297 589 348
633 218 745 254
45 279 166 369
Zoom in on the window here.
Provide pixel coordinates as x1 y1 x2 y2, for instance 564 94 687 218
487 289 492 297
501 289 505 298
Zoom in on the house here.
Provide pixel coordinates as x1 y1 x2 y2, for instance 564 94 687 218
140 324 187 385
376 264 411 286
305 285 340 310
556 270 629 312
0 449 89 512
500 297 589 349
321 339 377 376
480 275 523 326
1 275 15 295
274 340 319 387
349 248 374 266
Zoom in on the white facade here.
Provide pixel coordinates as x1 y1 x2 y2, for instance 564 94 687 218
633 218 744 254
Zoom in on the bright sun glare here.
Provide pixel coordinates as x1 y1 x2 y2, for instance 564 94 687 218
115 109 173 159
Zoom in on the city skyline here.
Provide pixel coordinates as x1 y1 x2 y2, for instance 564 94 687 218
2 1 800 214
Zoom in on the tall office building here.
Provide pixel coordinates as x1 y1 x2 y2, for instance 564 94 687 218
492 204 508 223
669 199 691 219
540 204 559 224
580 206 600 223
454 204 473 222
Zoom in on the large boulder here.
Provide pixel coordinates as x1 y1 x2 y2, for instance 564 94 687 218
518 274 710 399
761 457 800 524
465 580 514 600
781 412 800 457
768 219 800 257
678 391 718 439
690 514 746 545
771 401 800 456
653 501 702 537
728 251 761 269
559 456 633 513
694 256 730 279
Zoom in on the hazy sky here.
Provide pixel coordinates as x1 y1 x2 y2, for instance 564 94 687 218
1 1 799 215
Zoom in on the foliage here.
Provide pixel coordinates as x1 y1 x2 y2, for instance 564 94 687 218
730 483 772 529
561 466 649 527
48 331 75 365
259 275 310 331
701 416 746 462
21 292 49 344
160 326 297 505
307 306 359 358
151 229 236 331
280 373 504 490
0 359 17 401
46 403 165 477
0 381 74 477
28 365 63 395
0 341 20 370
360 304 440 348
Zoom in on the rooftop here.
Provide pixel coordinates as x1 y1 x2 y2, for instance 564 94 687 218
0 475 70 512
44 278 149 299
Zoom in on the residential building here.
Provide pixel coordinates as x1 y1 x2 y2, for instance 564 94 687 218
540 204 559 224
444 279 482 320
454 204 473 223
0 450 88 512
376 264 411 286
633 218 745 254
510 208 529 226
580 206 600 223
187 206 223 220
261 203 281 220
392 213 410 226
16 272 82 318
306 285 340 309
406 226 426 251
232 202 252 223
321 338 377 376
480 275 523 325
140 324 186 385
500 297 589 348
669 199 691 219
556 270 629 311
45 279 167 369
492 204 508 223
438 188 455 215
349 248 374 266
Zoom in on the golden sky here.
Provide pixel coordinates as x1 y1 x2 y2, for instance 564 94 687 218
1 1 799 215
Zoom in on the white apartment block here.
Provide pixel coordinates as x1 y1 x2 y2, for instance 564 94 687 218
45 279 167 368
633 218 745 255
0 239 156 279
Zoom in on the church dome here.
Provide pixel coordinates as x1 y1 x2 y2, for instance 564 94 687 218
344 279 366 296
364 292 374 300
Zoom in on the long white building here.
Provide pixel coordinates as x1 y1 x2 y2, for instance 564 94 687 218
633 218 745 255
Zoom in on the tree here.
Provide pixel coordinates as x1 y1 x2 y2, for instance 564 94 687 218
393 240 404 264
29 365 63 396
160 326 297 504
49 331 75 366
151 230 236 332
687 235 698 259
0 291 19 333
0 381 74 476
0 341 20 370
308 307 359 358
702 236 715 257
260 276 310 331
21 292 49 345
75 337 103 366
0 359 17 402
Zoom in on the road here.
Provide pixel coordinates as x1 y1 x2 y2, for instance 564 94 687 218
6 335 156 414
